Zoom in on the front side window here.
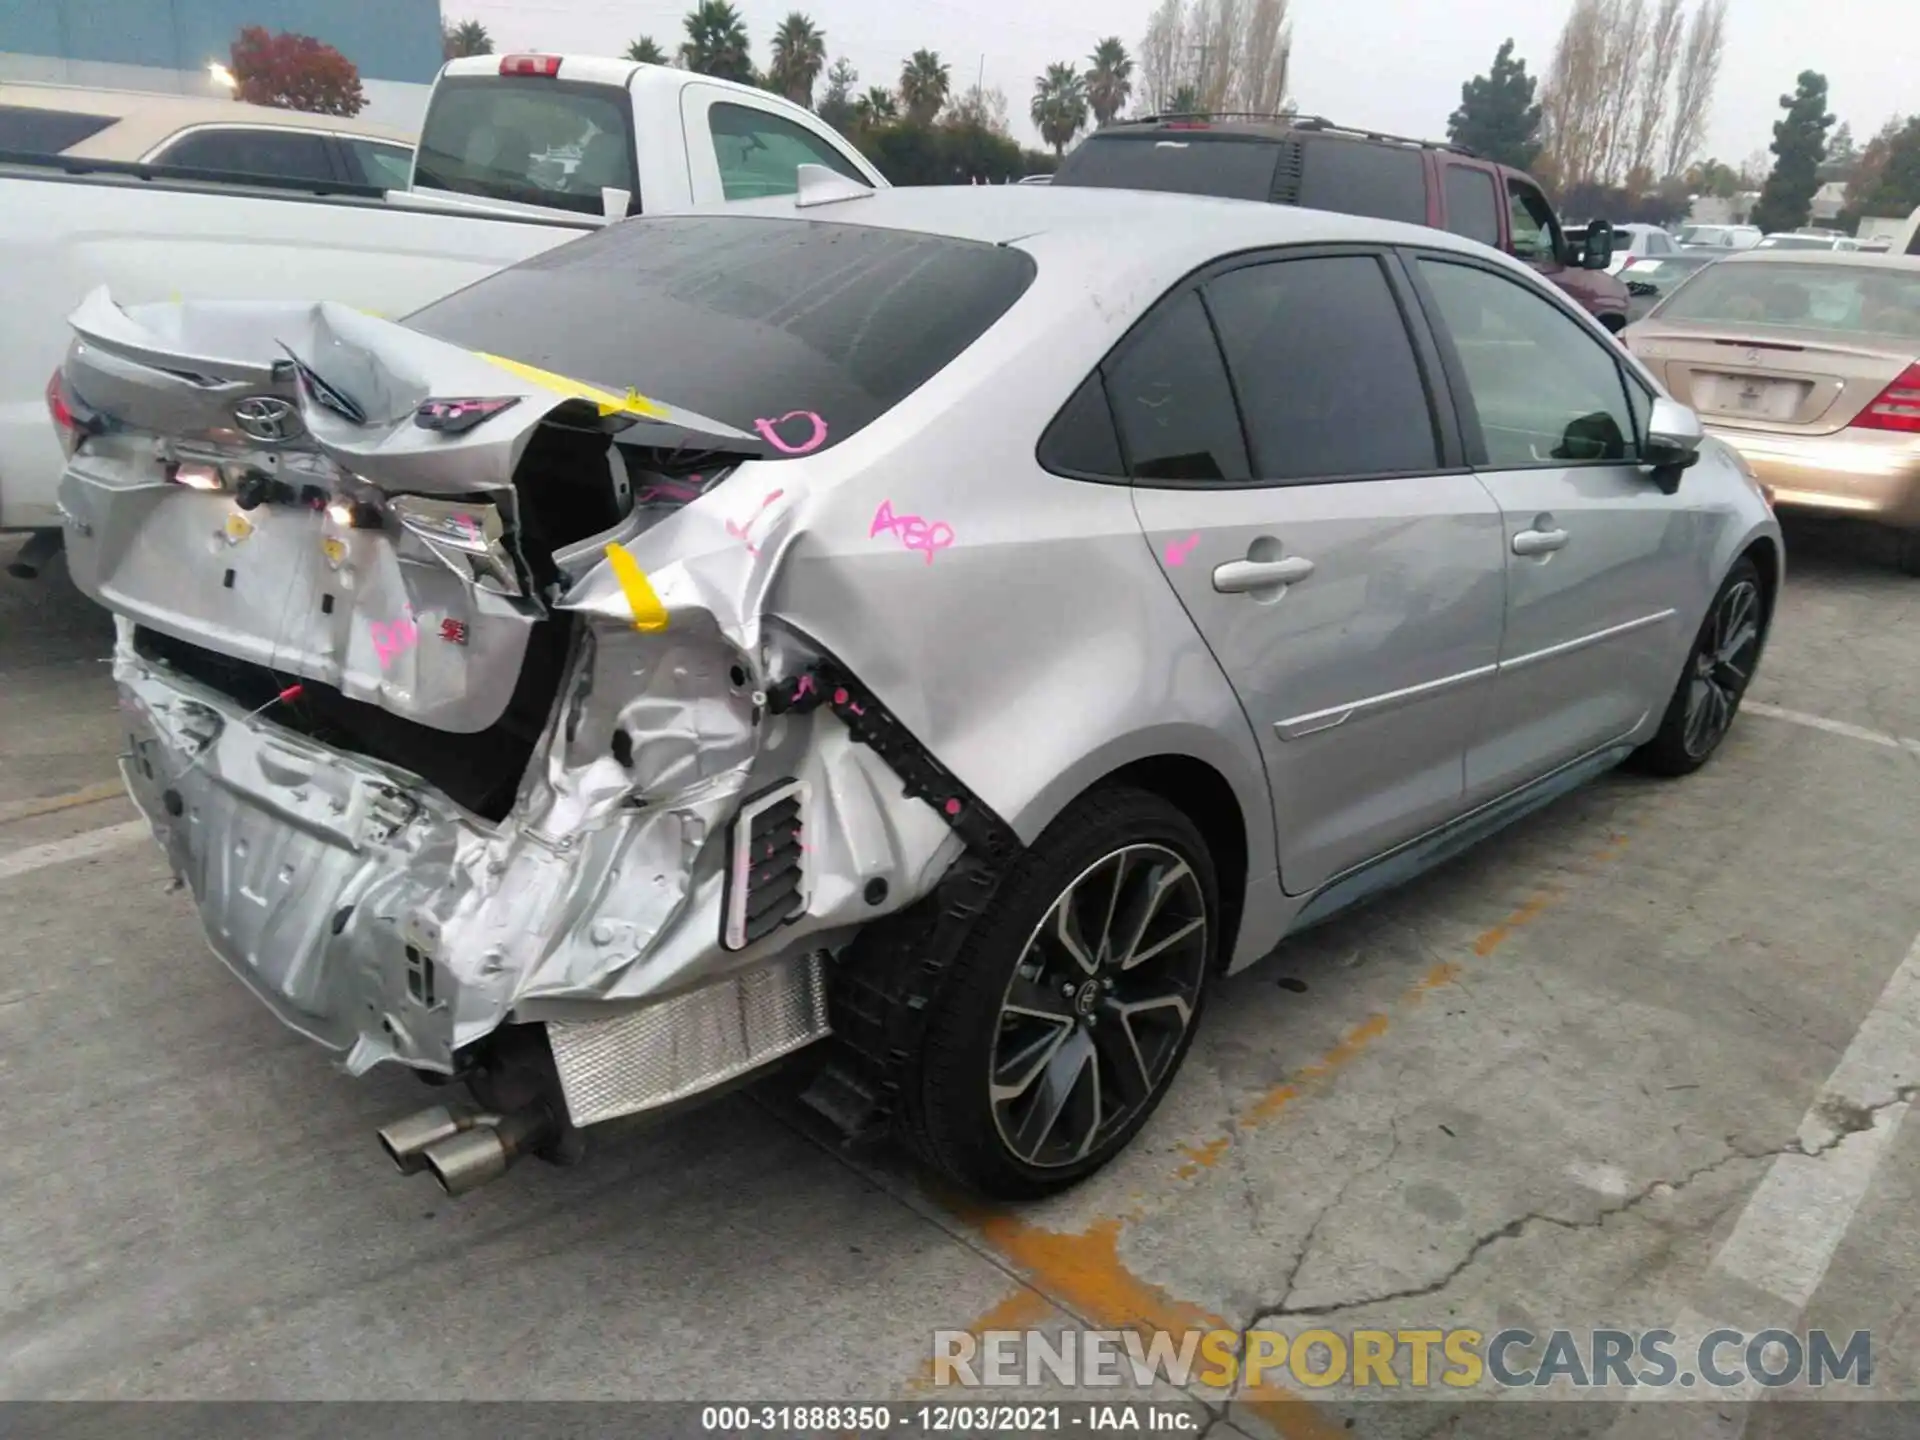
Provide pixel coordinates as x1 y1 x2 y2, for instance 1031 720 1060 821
414 77 635 215
1297 138 1427 225
1205 255 1439 482
1419 258 1637 467
157 128 336 182
343 138 414 189
1506 181 1561 263
708 102 865 200
1102 291 1249 483
1443 165 1501 247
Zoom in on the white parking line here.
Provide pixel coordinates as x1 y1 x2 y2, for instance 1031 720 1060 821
1602 928 1920 1426
1745 701 1920 755
0 820 151 883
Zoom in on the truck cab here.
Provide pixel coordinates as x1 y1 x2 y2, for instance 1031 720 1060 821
408 54 886 221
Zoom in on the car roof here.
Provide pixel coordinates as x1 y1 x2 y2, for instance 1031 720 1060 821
720 182 1516 273
1718 249 1920 271
0 83 417 157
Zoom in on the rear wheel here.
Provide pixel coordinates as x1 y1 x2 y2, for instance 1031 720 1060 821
1893 529 1920 577
899 787 1217 1200
1632 557 1765 776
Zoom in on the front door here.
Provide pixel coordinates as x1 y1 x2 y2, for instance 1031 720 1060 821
1108 250 1507 896
1407 252 1695 803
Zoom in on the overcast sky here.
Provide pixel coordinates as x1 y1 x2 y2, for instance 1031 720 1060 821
456 0 1917 161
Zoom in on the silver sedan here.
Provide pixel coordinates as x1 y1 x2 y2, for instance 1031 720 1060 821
53 183 1781 1201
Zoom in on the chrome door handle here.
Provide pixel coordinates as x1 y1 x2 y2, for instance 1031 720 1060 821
1212 556 1315 594
1512 528 1569 556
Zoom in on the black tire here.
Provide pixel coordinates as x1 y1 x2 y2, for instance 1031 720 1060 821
897 786 1219 1200
1894 529 1920 577
1632 557 1765 777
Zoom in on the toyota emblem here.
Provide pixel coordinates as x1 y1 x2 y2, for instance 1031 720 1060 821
232 396 301 443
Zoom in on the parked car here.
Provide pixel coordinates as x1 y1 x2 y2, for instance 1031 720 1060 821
1626 250 1920 568
0 82 415 186
1605 221 1683 274
1757 232 1862 252
1623 251 1720 321
1048 113 1630 331
1676 223 1763 252
54 184 1779 1201
0 54 885 573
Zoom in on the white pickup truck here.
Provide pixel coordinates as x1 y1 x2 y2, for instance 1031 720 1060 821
2 54 885 573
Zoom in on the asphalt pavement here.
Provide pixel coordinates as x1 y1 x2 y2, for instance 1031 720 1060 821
4 516 1920 1437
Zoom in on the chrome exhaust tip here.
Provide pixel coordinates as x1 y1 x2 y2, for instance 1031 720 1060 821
418 1105 556 1198
377 1104 494 1175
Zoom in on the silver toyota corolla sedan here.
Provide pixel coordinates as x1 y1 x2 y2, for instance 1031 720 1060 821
51 179 1782 1201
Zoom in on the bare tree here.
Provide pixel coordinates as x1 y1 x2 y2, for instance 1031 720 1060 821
1542 0 1728 190
1662 0 1728 178
1134 0 1289 117
1137 0 1186 114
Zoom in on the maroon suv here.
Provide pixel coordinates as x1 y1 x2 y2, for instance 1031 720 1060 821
1052 113 1630 331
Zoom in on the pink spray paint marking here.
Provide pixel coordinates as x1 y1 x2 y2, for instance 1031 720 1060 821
370 617 420 670
453 512 483 546
725 488 786 557
793 674 816 700
870 500 955 565
637 475 706 505
1164 533 1201 568
753 411 828 456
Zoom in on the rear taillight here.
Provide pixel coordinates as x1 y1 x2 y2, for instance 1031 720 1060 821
1163 119 1211 129
1852 364 1920 434
499 54 562 77
45 368 83 457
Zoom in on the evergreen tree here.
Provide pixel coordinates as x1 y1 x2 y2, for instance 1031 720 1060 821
1447 39 1542 170
1848 117 1920 220
1750 71 1835 234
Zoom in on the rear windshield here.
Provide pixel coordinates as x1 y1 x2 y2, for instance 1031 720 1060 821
1756 235 1833 250
405 215 1038 453
1052 133 1279 202
0 105 116 154
413 76 635 215
1654 262 1920 338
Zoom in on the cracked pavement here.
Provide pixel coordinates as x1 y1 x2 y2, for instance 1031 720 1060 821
6 514 1920 1436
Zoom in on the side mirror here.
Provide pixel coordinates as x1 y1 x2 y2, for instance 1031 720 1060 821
1643 395 1703 494
1582 219 1616 269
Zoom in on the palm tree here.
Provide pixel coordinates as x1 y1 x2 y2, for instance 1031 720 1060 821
624 35 669 65
442 19 493 59
767 13 826 107
898 49 951 126
1167 82 1200 115
1030 63 1088 156
852 86 899 128
1085 38 1132 127
679 0 754 84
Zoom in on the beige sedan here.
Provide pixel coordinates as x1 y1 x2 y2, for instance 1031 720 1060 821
1625 250 1920 569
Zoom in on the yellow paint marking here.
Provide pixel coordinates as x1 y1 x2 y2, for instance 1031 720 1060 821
0 781 128 827
1175 1134 1231 1180
603 542 669 631
475 352 666 419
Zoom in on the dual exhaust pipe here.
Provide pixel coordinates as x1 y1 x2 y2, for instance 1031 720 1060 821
377 1102 556 1196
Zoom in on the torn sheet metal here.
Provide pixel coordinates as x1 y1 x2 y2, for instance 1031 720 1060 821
65 288 982 1125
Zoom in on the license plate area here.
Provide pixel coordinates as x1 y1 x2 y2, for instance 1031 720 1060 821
1694 372 1810 422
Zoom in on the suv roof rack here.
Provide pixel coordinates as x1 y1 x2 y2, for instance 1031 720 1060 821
1109 111 1480 159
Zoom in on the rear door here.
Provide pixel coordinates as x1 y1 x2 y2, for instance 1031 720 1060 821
1105 247 1506 895
1441 162 1503 251
1406 251 1692 802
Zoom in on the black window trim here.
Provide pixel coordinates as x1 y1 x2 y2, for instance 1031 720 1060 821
1034 242 1471 491
1400 246 1653 473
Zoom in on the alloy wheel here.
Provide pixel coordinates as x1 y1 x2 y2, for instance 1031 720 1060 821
1683 576 1762 759
988 843 1209 1169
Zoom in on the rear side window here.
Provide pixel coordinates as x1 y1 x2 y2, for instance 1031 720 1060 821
1297 138 1426 225
414 76 635 215
406 215 1036 455
1102 291 1250 482
708 102 864 199
1442 165 1500 247
1051 133 1280 202
0 105 116 154
1038 373 1125 479
155 127 336 182
1207 255 1439 481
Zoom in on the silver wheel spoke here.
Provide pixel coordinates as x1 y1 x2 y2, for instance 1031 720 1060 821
1115 860 1193 967
1052 892 1099 977
1124 915 1204 970
992 1020 1072 1102
1011 1027 1095 1158
1093 851 1129 963
1091 1007 1156 1109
